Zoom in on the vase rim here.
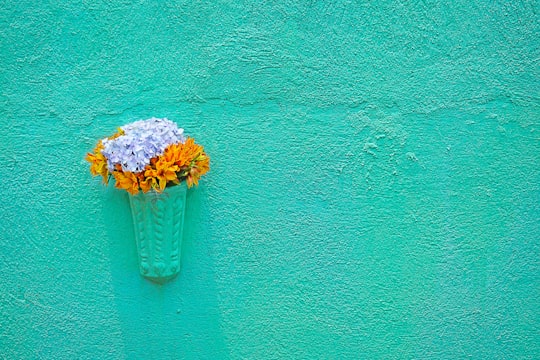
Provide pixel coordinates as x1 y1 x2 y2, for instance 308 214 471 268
130 181 188 197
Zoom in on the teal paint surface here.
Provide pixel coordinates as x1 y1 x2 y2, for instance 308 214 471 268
1 1 539 359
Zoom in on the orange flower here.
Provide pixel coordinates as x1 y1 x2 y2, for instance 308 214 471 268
113 171 140 195
186 155 210 188
139 173 155 193
85 141 109 184
162 138 204 168
108 128 125 140
156 160 179 181
196 154 210 175
147 170 166 192
143 160 178 192
161 138 210 188
85 131 124 185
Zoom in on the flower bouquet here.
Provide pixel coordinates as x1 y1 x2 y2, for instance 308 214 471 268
86 118 210 282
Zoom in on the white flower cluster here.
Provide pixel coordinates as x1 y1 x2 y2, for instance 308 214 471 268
101 118 186 173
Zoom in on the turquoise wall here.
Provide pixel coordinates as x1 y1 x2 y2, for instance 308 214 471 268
1 1 539 359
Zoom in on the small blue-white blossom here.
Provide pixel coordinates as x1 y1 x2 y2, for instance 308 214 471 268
101 118 186 173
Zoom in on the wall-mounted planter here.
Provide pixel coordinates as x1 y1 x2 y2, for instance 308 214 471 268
128 182 187 283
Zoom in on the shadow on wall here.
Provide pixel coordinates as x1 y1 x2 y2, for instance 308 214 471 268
100 184 229 357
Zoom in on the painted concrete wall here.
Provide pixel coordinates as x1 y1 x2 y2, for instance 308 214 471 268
1 1 539 359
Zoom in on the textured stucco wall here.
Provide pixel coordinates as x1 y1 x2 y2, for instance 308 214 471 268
1 1 539 359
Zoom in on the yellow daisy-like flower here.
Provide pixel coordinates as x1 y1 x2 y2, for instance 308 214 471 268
139 172 155 193
113 171 140 195
109 128 125 140
154 138 210 189
186 154 210 188
85 140 109 184
163 138 203 167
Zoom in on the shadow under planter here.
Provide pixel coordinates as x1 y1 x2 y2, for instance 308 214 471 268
128 182 187 283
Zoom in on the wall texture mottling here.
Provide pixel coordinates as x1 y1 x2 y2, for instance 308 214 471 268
1 1 539 359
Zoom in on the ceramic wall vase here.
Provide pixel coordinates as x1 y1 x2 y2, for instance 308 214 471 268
128 182 187 283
